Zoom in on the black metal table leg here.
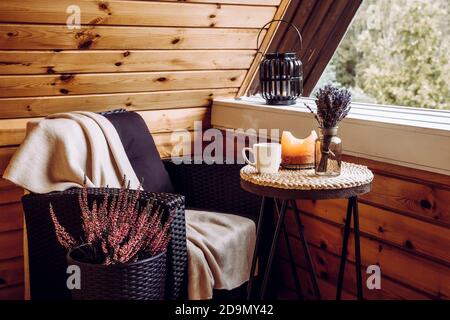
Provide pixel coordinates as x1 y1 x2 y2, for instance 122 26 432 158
290 200 321 300
336 196 364 300
353 198 363 299
247 196 267 300
275 200 303 300
248 195 364 301
336 197 354 300
260 200 288 299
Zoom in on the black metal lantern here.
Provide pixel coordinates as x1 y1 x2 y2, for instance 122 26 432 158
257 20 303 105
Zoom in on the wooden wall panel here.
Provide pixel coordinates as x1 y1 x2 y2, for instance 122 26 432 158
360 175 450 226
0 284 23 300
283 212 450 298
278 258 356 300
0 257 24 291
0 50 255 74
0 148 15 174
299 199 450 265
0 0 277 28
0 230 22 261
0 70 245 97
0 202 23 233
154 0 281 5
0 107 210 146
0 179 22 205
0 88 237 119
0 131 195 168
0 25 265 50
0 0 287 299
278 239 430 300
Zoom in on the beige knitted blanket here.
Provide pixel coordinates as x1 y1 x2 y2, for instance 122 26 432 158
3 111 140 193
186 209 256 300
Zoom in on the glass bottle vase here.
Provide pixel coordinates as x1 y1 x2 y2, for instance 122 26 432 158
315 127 342 176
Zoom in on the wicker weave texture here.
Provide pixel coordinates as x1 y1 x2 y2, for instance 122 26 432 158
240 162 374 190
164 161 261 221
68 249 167 300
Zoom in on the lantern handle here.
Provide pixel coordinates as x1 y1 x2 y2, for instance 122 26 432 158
256 19 303 56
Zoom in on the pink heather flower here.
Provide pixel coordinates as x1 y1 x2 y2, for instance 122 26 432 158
49 204 78 250
49 181 172 265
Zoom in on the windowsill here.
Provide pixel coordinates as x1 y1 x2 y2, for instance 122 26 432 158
211 96 450 175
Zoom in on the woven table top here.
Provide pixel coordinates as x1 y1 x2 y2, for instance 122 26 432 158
240 162 374 191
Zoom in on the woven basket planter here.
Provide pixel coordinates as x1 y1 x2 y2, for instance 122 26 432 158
67 245 167 300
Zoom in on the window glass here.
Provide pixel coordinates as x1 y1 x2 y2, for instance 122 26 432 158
313 0 450 110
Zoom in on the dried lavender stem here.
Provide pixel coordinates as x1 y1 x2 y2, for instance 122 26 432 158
317 133 332 173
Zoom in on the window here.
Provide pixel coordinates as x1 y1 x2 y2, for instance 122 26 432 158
313 0 450 110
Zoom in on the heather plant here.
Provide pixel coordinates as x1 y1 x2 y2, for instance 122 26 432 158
49 183 173 265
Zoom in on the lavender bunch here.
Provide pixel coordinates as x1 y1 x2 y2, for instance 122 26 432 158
305 84 352 128
305 85 352 173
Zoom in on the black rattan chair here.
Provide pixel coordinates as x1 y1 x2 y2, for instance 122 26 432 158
22 161 261 300
21 110 261 300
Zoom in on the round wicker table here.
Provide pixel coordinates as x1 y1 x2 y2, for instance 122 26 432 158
241 162 373 300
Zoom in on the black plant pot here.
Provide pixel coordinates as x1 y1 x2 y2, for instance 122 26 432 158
66 245 167 300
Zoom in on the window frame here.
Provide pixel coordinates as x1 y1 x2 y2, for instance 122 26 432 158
212 96 450 175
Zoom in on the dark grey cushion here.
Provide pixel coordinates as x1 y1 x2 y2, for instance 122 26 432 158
103 111 174 193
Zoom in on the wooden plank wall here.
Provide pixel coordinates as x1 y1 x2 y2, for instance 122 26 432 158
0 0 284 299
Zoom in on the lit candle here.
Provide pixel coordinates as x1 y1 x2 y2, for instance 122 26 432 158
281 130 318 169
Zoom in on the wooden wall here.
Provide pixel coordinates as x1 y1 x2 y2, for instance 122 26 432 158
0 0 286 299
277 155 450 300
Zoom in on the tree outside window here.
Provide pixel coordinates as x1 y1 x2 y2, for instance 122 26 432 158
314 0 450 110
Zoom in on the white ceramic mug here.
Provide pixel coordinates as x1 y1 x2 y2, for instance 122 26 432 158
242 143 282 174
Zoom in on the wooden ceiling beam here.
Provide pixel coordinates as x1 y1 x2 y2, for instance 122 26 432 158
304 0 362 95
244 0 362 98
